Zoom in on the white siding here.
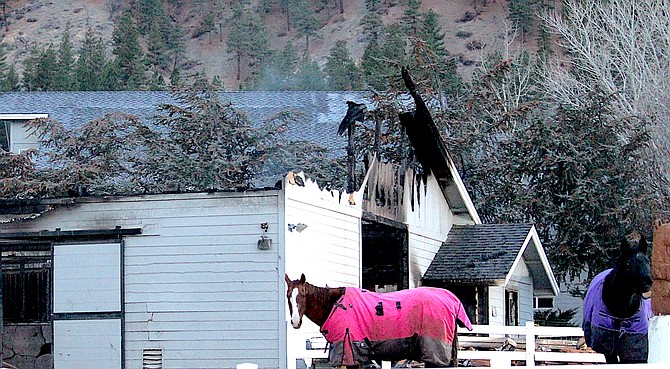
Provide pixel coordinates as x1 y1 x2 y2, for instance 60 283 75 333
53 243 121 313
53 319 121 369
506 259 534 325
283 178 363 345
4 192 286 369
404 172 463 288
488 285 505 326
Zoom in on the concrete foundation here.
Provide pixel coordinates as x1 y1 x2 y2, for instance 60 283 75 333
2 324 52 369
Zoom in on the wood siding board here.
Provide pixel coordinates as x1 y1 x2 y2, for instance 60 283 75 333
124 330 279 341
123 272 276 285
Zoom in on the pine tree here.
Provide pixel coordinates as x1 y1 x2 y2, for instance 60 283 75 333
361 38 386 91
0 0 11 32
294 0 320 51
227 3 270 83
54 27 76 90
76 27 108 91
360 13 384 42
252 42 299 90
295 56 327 90
324 40 364 90
35 45 58 91
112 9 146 89
365 0 381 13
4 64 19 91
147 19 169 69
509 0 532 40
400 0 421 36
21 46 40 91
420 10 447 57
381 24 408 69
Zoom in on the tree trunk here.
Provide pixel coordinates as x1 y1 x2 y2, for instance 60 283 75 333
286 7 291 32
2 4 7 32
236 51 241 81
339 0 344 14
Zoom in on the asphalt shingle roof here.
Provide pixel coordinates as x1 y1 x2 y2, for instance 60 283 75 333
423 223 534 284
0 90 372 155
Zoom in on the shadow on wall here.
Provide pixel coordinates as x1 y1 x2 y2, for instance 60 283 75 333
2 324 52 369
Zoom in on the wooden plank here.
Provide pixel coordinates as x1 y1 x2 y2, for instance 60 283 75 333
126 290 277 304
125 252 279 266
143 301 279 313
124 271 279 285
125 281 277 295
124 329 279 342
126 310 277 322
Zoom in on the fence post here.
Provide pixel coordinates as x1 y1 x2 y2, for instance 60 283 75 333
525 321 536 367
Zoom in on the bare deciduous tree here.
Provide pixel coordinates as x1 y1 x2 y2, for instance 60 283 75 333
541 0 670 162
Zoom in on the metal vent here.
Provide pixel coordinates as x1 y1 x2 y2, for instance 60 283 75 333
142 348 163 369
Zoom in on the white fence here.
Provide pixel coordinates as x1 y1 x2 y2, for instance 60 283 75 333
290 321 666 368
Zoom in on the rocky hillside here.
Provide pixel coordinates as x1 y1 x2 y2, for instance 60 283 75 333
0 0 516 89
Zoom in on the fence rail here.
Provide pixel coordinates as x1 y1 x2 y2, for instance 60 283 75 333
289 321 663 368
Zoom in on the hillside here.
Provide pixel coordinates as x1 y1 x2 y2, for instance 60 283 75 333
0 0 516 89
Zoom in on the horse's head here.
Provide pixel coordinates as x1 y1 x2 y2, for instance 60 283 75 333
285 273 307 329
616 234 653 299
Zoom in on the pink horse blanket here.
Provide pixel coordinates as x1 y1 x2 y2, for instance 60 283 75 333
321 287 473 366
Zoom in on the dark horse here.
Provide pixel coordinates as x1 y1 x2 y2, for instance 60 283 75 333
285 274 472 368
582 234 653 363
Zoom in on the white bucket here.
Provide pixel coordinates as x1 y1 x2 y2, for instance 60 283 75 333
236 363 259 369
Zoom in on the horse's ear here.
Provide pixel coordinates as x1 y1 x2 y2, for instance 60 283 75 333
285 274 291 284
300 273 306 284
638 236 648 254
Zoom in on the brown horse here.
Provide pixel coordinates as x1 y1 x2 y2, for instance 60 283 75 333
285 274 472 368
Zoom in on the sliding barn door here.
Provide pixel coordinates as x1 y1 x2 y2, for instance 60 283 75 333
52 242 122 369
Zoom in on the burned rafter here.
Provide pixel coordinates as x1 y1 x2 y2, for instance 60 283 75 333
398 66 469 215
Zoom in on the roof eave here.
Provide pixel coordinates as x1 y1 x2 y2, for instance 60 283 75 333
505 225 560 296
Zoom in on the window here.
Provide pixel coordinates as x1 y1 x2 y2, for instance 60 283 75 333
2 254 51 323
534 297 554 310
0 114 48 153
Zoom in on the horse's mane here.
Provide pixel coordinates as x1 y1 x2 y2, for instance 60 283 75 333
303 282 345 327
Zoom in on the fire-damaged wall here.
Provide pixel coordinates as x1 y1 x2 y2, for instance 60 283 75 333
2 324 52 369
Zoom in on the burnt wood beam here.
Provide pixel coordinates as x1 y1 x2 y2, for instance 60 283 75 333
0 227 142 242
399 66 453 181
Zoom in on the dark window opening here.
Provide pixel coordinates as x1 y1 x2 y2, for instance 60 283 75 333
2 254 51 323
430 284 487 325
534 297 554 309
362 217 408 292
505 290 519 326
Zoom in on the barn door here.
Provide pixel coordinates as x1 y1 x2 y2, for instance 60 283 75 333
52 242 122 369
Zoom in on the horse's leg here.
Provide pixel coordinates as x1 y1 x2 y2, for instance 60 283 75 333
604 354 619 364
451 325 459 367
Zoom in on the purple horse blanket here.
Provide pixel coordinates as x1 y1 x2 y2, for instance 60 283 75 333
321 287 473 366
583 269 652 361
